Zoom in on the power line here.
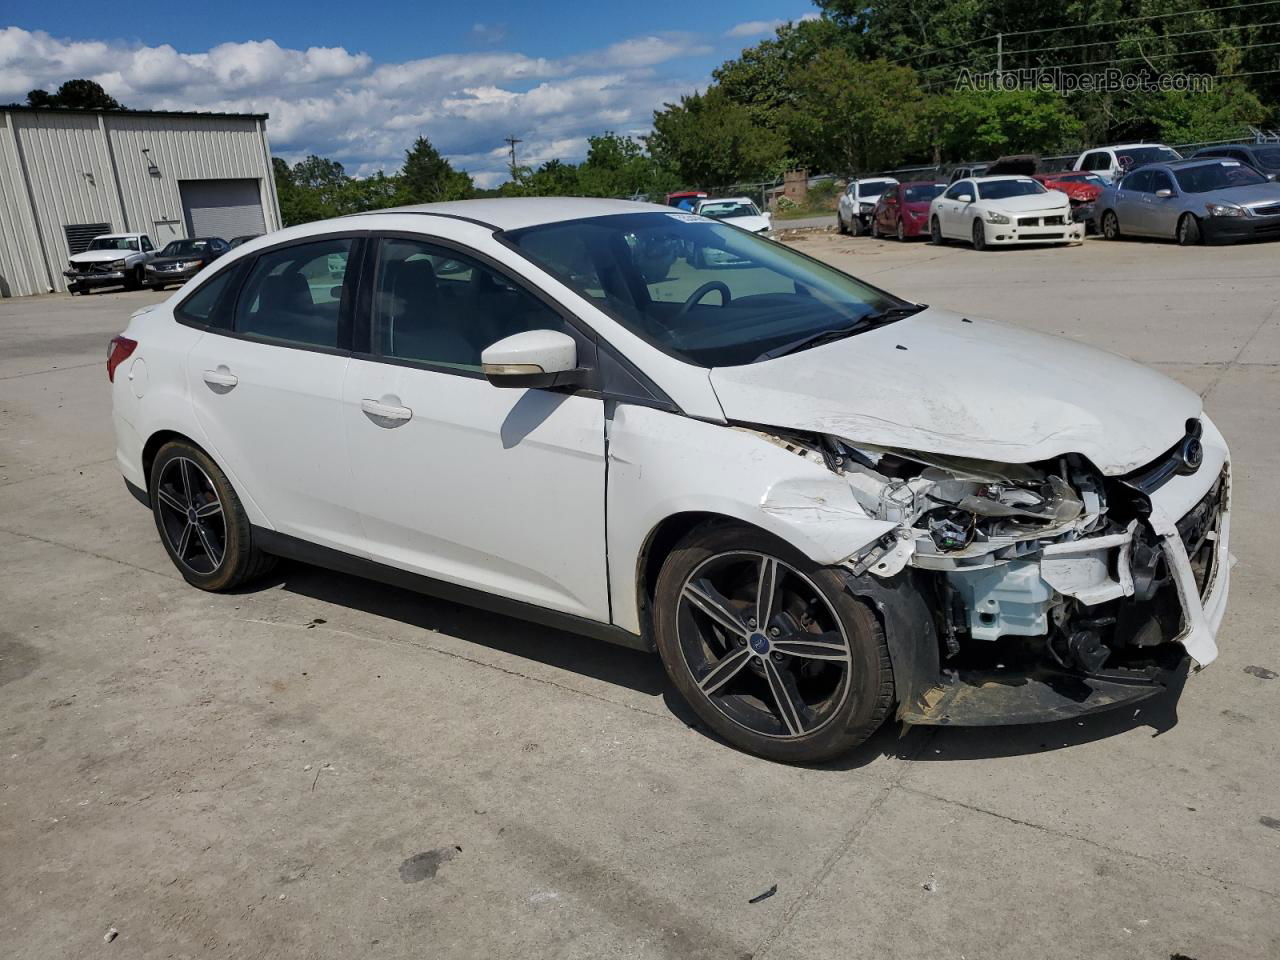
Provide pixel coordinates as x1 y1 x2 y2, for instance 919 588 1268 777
885 0 1280 66
1010 18 1280 57
1020 37 1280 72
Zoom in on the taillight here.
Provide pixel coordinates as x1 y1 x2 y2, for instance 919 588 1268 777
107 336 137 383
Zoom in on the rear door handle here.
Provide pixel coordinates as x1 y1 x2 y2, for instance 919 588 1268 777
202 368 238 389
361 398 413 425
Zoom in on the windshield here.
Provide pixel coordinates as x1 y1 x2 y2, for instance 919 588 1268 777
903 183 945 203
1117 146 1181 169
87 237 138 252
858 180 895 198
1175 160 1269 193
506 212 903 367
977 179 1047 200
161 239 210 257
698 201 761 219
1253 147 1280 167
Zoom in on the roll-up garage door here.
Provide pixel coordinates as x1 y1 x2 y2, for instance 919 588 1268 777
179 179 267 240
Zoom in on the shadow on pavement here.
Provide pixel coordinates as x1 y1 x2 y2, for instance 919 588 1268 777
252 558 1185 769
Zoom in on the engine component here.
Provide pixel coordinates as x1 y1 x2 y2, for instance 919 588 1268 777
928 509 974 551
947 560 1054 642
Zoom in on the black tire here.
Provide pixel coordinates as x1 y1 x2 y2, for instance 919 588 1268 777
149 440 276 591
1177 213 1202 246
930 216 945 244
848 215 861 237
125 265 144 290
836 211 848 235
654 522 894 764
1101 210 1122 240
869 217 880 238
896 218 906 241
971 218 987 251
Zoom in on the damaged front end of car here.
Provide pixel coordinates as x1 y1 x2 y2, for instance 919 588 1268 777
751 421 1232 726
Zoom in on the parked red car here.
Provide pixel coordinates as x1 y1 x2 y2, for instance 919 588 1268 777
1032 172 1107 230
870 181 947 240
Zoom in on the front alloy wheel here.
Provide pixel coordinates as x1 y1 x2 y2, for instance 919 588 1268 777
1177 213 1202 246
1102 210 1121 240
655 525 893 763
896 218 906 241
972 218 988 250
930 216 944 244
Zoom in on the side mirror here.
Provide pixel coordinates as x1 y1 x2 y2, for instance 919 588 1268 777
1155 188 1174 199
481 329 586 389
957 194 973 203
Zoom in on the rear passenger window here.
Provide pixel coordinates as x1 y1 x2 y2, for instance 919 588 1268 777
236 238 353 348
372 237 567 372
175 266 238 328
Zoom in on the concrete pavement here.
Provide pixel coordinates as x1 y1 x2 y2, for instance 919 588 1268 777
2 236 1278 959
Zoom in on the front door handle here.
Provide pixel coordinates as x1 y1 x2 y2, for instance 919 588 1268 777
203 367 238 389
361 398 413 425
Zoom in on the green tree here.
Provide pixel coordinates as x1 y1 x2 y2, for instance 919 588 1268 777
922 89 1083 163
26 79 124 110
715 17 854 125
784 53 922 175
649 86 790 187
398 136 473 204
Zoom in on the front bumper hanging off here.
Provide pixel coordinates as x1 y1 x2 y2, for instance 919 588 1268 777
887 466 1231 727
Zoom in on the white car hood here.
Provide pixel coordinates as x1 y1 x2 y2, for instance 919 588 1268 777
709 308 1200 475
982 192 1070 214
70 249 131 264
721 214 771 233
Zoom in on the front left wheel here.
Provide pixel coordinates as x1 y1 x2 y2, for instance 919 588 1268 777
150 441 276 591
971 218 988 250
654 523 894 763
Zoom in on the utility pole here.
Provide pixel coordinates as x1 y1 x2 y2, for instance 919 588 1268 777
996 33 1003 86
504 135 523 176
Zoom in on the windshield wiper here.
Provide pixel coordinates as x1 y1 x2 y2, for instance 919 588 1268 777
754 303 927 361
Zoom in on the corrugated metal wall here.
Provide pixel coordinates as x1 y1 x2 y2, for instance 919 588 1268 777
0 109 281 296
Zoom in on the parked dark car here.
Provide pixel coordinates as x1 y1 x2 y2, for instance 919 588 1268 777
870 181 946 239
1097 157 1280 245
228 234 262 249
1192 143 1280 180
947 163 988 184
144 237 229 289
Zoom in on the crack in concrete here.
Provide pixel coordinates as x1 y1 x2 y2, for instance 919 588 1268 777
896 784 1280 903
0 359 103 381
1199 299 1280 404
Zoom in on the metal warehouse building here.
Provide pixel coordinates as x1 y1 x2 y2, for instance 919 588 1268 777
0 106 282 297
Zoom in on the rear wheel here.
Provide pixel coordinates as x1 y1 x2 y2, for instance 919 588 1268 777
150 441 276 591
1101 210 1122 240
1177 213 1202 246
654 523 894 763
971 218 987 251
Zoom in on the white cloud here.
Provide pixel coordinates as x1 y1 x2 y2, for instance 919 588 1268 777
0 26 709 185
725 13 820 39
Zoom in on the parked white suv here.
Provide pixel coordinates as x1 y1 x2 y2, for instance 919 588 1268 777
837 178 898 235
1074 143 1182 183
65 232 156 293
108 199 1231 762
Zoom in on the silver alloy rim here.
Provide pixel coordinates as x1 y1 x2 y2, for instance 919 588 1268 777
155 456 226 574
677 551 853 740
897 220 905 240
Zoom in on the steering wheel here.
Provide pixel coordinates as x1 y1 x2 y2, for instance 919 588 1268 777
673 281 732 320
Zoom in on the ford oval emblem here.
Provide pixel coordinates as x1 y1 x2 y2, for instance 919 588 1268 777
1178 436 1203 474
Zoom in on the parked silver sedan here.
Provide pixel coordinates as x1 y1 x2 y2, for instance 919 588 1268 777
1097 157 1280 245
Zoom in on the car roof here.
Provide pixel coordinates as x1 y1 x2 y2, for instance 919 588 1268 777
899 180 945 187
1101 143 1174 150
698 197 754 205
362 197 674 231
969 175 1040 183
96 232 144 239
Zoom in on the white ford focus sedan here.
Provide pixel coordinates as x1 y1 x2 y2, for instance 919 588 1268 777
108 198 1230 763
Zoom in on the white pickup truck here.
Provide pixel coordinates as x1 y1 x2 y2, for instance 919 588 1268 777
64 232 157 294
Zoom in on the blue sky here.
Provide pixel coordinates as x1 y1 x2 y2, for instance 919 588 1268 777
1 2 818 185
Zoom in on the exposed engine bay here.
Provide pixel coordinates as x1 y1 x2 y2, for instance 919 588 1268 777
748 424 1230 725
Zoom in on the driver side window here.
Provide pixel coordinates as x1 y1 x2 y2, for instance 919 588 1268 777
944 181 972 200
372 237 567 372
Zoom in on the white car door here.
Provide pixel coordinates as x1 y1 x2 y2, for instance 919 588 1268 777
342 233 610 621
184 233 367 554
